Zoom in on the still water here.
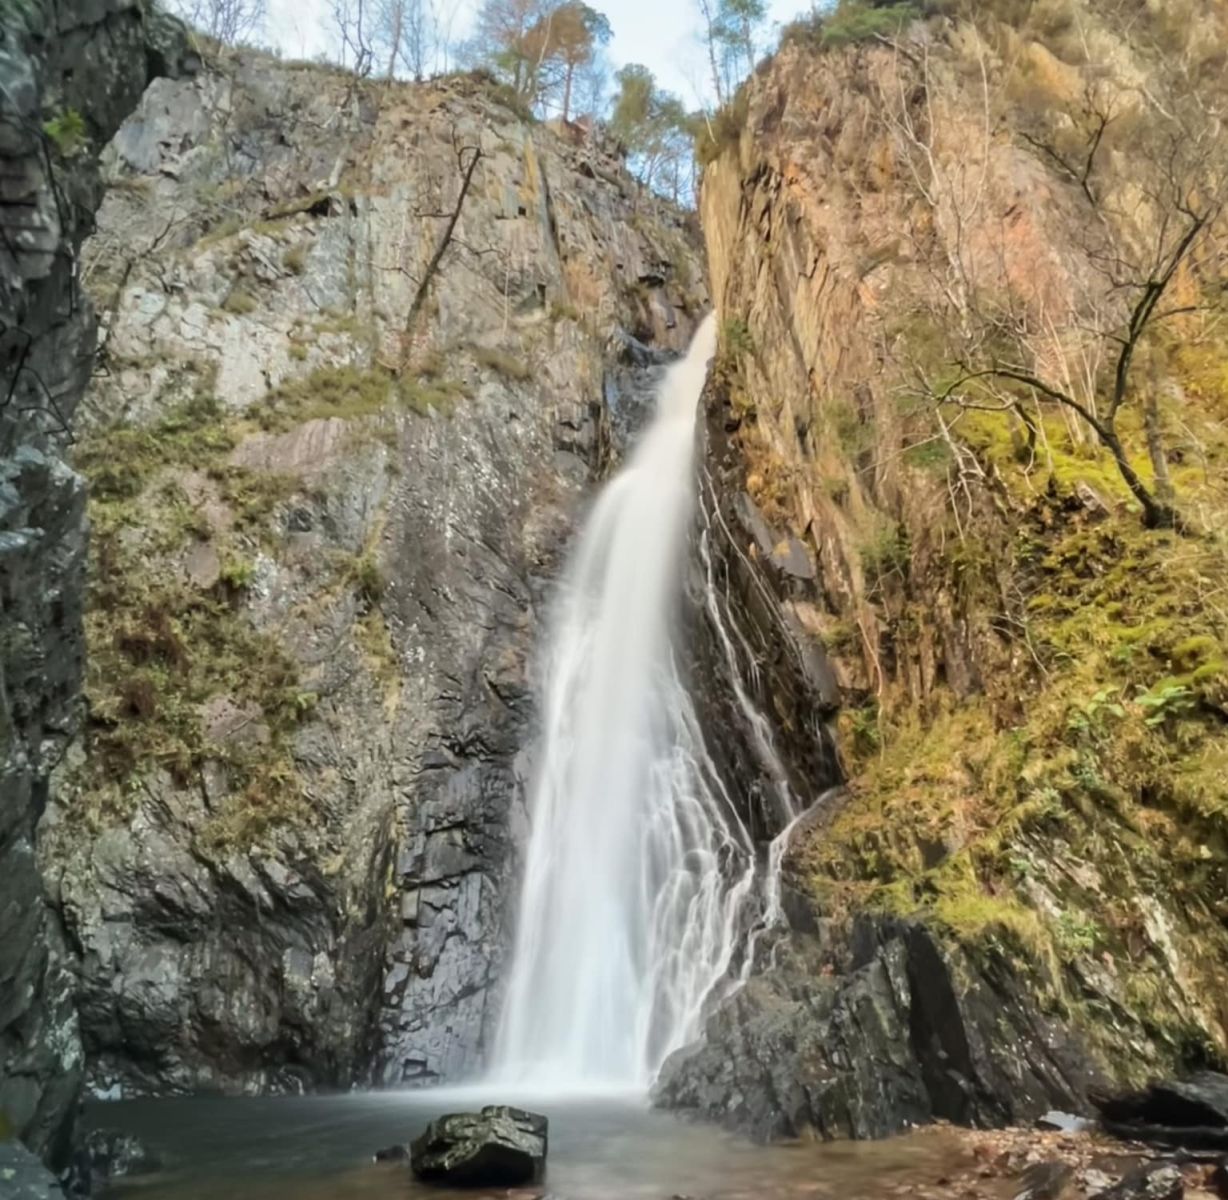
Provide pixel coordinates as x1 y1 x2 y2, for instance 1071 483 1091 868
89 1091 1004 1200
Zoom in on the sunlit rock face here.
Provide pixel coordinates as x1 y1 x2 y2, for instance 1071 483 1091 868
38 52 707 1098
657 2 1228 1139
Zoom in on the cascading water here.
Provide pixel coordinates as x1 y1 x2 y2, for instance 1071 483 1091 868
493 315 799 1092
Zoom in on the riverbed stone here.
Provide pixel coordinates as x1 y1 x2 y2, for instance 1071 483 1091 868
410 1106 548 1186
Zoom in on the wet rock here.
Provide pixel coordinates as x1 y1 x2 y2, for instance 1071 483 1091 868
83 1129 160 1190
656 920 1101 1141
372 1144 408 1162
1037 1113 1095 1134
410 1106 547 1187
1094 1074 1228 1150
1091 1164 1183 1200
0 1143 63 1198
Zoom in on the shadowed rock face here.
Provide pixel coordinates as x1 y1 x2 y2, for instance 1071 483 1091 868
656 920 1100 1141
0 0 189 1169
33 54 706 1099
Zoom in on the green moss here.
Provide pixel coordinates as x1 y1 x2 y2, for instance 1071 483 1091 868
341 549 385 604
473 346 532 382
75 383 235 502
549 300 582 323
72 375 313 849
222 288 259 316
42 108 86 155
802 486 1228 1071
695 89 750 167
282 244 308 275
858 519 910 583
256 364 466 429
781 2 924 50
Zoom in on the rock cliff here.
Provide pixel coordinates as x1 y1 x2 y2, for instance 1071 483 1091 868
660 0 1228 1140
37 49 705 1098
0 0 188 1169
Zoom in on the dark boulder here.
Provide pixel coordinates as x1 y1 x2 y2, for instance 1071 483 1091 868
410 1106 547 1187
82 1129 160 1191
655 919 1101 1141
373 1144 408 1162
1094 1073 1228 1150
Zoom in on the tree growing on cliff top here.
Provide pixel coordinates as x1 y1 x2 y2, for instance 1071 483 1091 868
696 0 767 104
470 0 611 118
168 0 266 44
611 65 696 202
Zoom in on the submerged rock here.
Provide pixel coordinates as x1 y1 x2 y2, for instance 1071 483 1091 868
0 1142 63 1197
82 1129 160 1191
410 1106 547 1187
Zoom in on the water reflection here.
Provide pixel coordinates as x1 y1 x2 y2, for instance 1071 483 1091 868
91 1092 1008 1200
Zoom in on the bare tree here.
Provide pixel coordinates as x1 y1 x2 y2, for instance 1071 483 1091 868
696 0 725 106
168 0 266 44
372 0 435 79
331 0 374 74
890 46 1228 530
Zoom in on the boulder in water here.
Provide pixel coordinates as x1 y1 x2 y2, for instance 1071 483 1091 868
410 1106 547 1186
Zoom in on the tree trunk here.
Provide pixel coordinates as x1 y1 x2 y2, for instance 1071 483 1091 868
1143 387 1176 509
1102 423 1176 530
699 0 725 106
562 62 574 122
386 1 402 78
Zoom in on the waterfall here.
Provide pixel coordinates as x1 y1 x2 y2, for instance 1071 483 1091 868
492 314 793 1093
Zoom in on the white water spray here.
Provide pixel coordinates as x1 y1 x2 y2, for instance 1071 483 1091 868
493 315 796 1092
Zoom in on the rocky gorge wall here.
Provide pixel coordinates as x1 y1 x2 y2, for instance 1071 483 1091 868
659 0 1228 1141
0 0 190 1170
35 49 705 1100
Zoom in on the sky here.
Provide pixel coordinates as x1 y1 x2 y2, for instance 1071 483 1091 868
264 0 810 108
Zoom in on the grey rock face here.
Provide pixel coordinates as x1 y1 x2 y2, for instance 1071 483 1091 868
40 54 705 1098
410 1105 547 1186
0 0 188 1170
